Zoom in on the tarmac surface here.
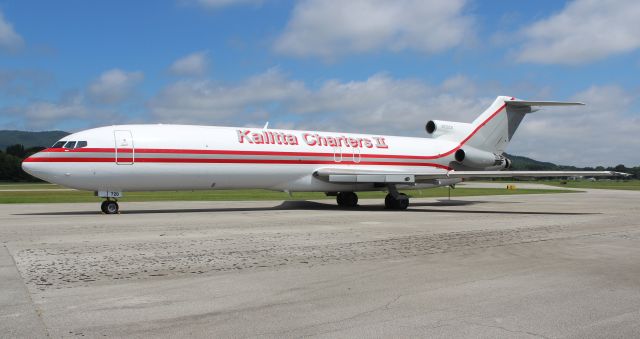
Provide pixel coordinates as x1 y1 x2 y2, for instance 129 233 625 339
1 188 639 338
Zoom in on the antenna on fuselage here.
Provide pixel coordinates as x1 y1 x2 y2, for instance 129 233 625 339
263 121 269 129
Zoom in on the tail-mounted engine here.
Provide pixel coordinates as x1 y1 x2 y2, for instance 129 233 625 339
454 147 511 170
425 120 473 139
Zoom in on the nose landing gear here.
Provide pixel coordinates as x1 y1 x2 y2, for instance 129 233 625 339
101 200 119 214
96 191 122 214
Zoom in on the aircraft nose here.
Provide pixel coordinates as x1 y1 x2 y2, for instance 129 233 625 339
21 151 49 179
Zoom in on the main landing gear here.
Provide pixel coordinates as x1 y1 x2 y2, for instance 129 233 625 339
384 193 409 210
384 185 410 210
336 192 358 208
334 188 410 210
101 199 119 214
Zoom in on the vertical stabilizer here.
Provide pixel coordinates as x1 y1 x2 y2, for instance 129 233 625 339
465 96 583 154
466 96 526 153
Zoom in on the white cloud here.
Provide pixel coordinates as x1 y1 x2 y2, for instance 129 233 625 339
287 74 488 134
185 0 262 9
515 0 640 65
169 51 210 77
1 68 146 130
24 97 86 121
150 68 490 134
87 69 144 104
274 0 474 59
3 92 88 130
2 88 139 131
0 10 24 52
150 68 308 124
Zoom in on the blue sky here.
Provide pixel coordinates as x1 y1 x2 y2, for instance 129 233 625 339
0 0 639 166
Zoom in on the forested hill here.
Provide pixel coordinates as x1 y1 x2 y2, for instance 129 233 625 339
503 153 559 170
0 130 69 151
504 153 635 174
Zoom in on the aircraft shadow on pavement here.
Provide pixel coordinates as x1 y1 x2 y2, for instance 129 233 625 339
16 199 598 216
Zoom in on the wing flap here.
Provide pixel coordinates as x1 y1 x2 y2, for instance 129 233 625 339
329 174 415 183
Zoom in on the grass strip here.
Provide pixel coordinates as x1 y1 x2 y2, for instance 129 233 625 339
0 187 578 204
543 180 640 191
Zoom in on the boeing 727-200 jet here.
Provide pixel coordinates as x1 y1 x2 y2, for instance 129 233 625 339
22 96 622 214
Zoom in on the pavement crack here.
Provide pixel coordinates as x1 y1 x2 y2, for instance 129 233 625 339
254 294 404 338
461 320 551 339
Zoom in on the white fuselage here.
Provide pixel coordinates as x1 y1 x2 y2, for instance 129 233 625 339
23 124 463 193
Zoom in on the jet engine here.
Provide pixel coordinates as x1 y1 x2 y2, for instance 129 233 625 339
454 147 511 170
425 120 473 138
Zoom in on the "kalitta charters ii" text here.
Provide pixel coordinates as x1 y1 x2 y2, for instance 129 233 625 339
236 129 388 149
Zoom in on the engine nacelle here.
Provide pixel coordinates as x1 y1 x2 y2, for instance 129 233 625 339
485 156 512 170
425 120 473 138
454 147 511 169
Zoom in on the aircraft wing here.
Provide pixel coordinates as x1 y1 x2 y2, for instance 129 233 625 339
314 168 625 184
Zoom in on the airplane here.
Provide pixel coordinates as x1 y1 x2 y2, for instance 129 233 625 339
22 96 623 214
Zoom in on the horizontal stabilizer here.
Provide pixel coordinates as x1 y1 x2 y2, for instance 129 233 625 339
505 100 585 107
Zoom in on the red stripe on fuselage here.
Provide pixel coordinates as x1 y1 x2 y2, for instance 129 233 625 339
23 156 451 170
40 147 441 160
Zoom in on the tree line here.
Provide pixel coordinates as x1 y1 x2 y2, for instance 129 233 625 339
0 144 45 181
0 143 639 182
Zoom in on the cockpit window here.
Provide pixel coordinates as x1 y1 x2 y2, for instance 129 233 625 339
52 141 66 148
52 140 88 149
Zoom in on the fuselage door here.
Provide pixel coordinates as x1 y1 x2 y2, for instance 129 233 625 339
114 130 134 165
352 147 361 163
333 147 342 163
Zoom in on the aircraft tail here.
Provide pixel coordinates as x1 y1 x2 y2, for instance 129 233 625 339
464 96 584 154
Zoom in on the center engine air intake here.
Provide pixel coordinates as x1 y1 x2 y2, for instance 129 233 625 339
455 147 511 169
426 120 437 134
425 120 473 139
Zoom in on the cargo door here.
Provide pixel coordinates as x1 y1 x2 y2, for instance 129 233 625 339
114 130 134 165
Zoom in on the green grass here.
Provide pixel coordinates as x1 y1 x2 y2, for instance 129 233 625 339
0 187 577 204
544 180 640 191
0 182 64 189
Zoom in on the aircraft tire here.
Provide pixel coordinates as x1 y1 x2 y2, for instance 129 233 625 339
396 193 409 210
337 192 358 208
385 193 409 210
384 193 395 209
100 201 108 213
104 201 119 214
